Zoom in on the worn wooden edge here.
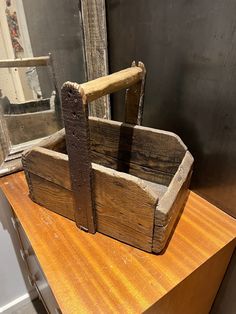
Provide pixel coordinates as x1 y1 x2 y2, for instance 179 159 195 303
89 117 187 152
35 116 187 154
93 162 158 204
22 116 187 188
152 151 194 253
152 172 192 253
25 172 75 221
22 146 159 205
80 66 143 102
33 128 65 152
61 81 95 233
22 155 34 200
154 151 194 225
137 61 146 125
124 61 146 125
0 56 50 68
22 147 158 252
24 167 157 252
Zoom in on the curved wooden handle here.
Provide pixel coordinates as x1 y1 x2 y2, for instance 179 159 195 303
80 65 145 103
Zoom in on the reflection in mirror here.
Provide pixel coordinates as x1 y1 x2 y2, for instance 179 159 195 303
0 0 87 176
0 56 60 147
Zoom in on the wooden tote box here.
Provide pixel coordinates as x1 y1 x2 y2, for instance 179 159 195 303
22 63 193 253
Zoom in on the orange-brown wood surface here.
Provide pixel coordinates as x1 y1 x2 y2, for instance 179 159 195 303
1 172 236 314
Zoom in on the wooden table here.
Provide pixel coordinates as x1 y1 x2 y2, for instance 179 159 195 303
1 172 235 314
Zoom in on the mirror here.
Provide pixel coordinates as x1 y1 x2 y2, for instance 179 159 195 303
0 0 109 176
0 0 84 176
0 55 62 176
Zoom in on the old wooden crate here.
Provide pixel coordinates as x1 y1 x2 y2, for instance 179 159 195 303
22 63 193 253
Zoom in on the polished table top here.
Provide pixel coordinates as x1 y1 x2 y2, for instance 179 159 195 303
0 172 235 313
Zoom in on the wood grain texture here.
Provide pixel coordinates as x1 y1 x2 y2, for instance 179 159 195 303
61 82 95 233
0 172 235 314
0 56 50 68
81 66 143 103
5 110 59 145
22 112 191 251
125 61 146 125
28 172 74 221
152 151 194 253
89 117 186 186
81 0 110 118
22 115 191 251
36 116 186 185
22 147 157 251
145 241 236 314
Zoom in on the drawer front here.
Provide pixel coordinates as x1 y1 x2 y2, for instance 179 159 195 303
11 209 61 314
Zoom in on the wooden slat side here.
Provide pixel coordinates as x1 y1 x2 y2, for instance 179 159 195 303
27 172 74 221
152 151 194 253
22 146 158 201
33 117 186 185
93 163 157 252
23 148 157 252
91 150 173 186
89 117 186 185
22 147 70 190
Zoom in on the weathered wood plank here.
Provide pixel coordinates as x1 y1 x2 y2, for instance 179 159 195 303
22 147 70 189
5 110 59 145
152 151 194 253
81 67 143 103
89 118 186 185
61 82 95 233
93 163 157 252
81 0 110 118
28 172 74 220
0 56 50 68
35 117 186 185
91 150 173 186
23 148 158 251
125 62 146 125
23 147 169 199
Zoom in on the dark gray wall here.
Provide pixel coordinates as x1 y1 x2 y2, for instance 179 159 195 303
107 0 236 219
23 0 86 97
